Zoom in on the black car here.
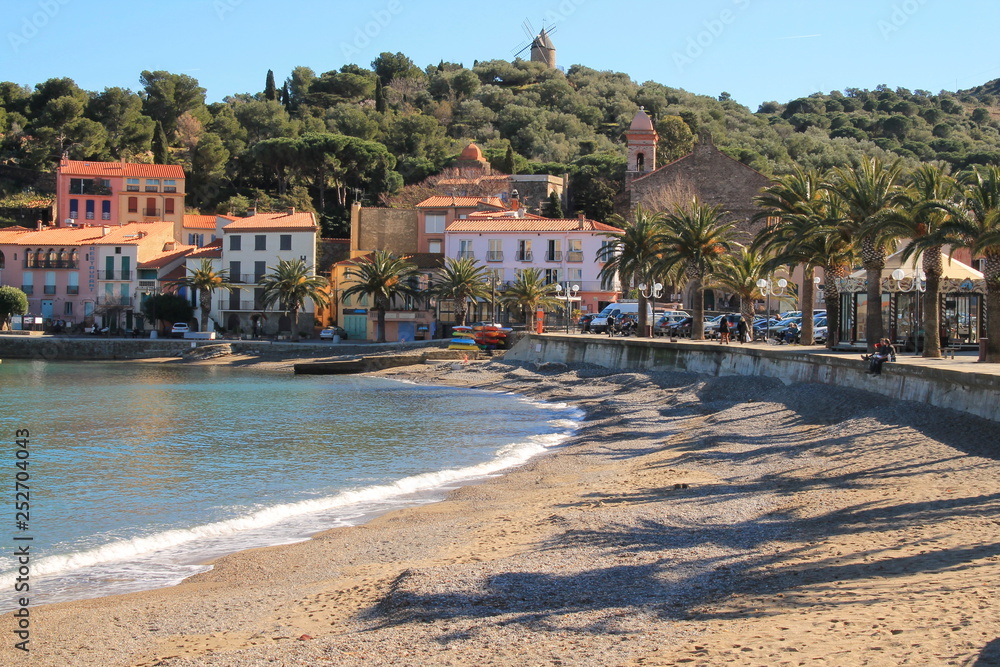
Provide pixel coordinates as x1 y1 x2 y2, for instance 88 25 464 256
578 313 597 332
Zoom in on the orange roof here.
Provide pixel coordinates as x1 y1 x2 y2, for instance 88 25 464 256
138 245 195 269
13 226 105 245
446 217 623 233
59 159 185 179
629 108 655 132
221 211 317 232
188 239 223 258
159 265 188 282
416 196 507 209
459 143 485 162
0 227 33 244
90 222 175 246
182 214 218 229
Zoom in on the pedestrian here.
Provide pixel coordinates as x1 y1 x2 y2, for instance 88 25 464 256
718 316 731 344
736 316 749 344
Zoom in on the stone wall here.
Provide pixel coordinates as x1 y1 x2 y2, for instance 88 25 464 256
356 207 419 254
506 334 1000 423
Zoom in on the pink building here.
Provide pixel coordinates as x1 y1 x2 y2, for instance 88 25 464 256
55 158 186 229
415 196 506 254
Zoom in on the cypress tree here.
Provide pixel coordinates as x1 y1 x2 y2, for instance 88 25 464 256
280 81 290 108
501 145 516 174
264 69 277 101
375 77 387 114
543 192 564 219
152 121 169 164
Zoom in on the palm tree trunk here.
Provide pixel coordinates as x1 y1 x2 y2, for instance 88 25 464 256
740 297 754 343
863 239 885 352
986 253 1000 363
376 308 387 343
200 289 211 333
800 265 815 345
691 277 705 341
922 245 942 358
824 263 846 349
291 306 300 341
637 293 649 337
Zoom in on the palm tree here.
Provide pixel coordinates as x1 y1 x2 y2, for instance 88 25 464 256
597 204 666 337
710 244 770 338
429 257 491 326
942 165 1000 362
341 250 421 343
825 157 907 351
754 167 826 344
500 268 561 330
258 258 330 341
658 198 737 340
888 163 961 358
175 258 234 333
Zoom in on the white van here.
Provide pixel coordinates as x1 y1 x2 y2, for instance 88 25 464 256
590 302 653 334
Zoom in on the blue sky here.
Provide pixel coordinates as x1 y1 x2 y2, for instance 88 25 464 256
3 0 999 111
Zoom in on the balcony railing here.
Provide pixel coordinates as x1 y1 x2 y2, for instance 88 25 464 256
97 296 132 307
457 251 475 260
97 270 133 281
85 212 95 220
219 299 266 311
486 251 504 262
66 285 79 295
143 208 160 217
515 251 533 261
138 280 157 289
566 251 584 262
546 251 563 262
24 261 79 269
21 285 33 295
43 285 56 295
228 273 267 284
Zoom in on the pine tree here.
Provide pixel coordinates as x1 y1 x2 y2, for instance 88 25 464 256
264 69 277 101
152 120 170 164
501 145 516 174
543 191 564 218
280 81 290 108
375 77 387 114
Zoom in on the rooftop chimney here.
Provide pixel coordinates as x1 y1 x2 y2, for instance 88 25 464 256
287 207 295 215
510 189 520 212
35 220 42 231
101 225 110 236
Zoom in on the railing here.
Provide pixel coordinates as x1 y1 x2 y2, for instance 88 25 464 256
546 251 563 262
218 300 266 311
21 285 33 295
66 285 79 295
24 261 80 269
143 208 160 217
228 273 266 284
566 251 584 262
43 285 56 295
97 296 132 307
97 270 133 281
515 251 534 261
138 280 157 289
102 212 111 220
486 251 504 262
85 212 94 220
457 251 475 260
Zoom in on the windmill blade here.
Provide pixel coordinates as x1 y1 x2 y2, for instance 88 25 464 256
512 42 532 58
522 19 535 39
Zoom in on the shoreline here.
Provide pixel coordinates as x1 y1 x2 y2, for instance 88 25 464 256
5 357 1000 666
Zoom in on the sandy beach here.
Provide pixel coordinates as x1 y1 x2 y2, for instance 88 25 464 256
5 356 1000 666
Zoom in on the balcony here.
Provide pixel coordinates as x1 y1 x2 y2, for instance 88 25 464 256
143 208 160 217
457 251 475 260
43 285 56 295
85 212 95 220
219 299 266 312
24 261 80 269
97 270 133 281
66 285 79 295
567 251 584 263
228 273 266 284
486 251 504 262
546 251 563 262
97 296 132 307
137 280 157 289
515 251 534 262
21 285 33 295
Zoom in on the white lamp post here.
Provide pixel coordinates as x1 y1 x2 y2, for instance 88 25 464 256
638 281 663 336
554 282 580 333
756 277 788 339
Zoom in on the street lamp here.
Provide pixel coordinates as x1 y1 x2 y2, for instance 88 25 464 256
638 281 663 336
756 277 788 338
487 272 504 324
891 268 926 292
553 282 580 333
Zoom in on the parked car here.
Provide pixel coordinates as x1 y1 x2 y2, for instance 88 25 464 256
653 311 690 335
707 313 743 339
578 313 597 333
319 326 348 340
668 316 715 338
170 323 190 338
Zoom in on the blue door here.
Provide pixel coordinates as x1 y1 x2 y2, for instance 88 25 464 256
41 300 54 318
397 321 415 342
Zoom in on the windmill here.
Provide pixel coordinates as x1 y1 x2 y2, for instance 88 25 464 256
511 19 557 69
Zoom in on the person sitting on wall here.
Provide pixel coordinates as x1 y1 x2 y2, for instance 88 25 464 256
864 338 897 375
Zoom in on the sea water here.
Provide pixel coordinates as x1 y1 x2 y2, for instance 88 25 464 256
0 360 581 608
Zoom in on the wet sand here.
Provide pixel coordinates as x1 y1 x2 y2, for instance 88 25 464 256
4 357 1000 666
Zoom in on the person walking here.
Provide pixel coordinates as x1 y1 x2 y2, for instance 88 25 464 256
718 316 731 344
736 316 749 344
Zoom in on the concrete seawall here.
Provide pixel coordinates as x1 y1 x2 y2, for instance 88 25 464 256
0 335 449 361
506 334 1000 423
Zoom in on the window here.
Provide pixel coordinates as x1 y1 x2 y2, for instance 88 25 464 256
21 272 32 295
163 179 177 193
599 240 616 262
427 239 442 254
47 248 57 267
487 239 503 262
85 200 95 220
425 213 446 234
254 261 266 282
458 239 474 260
254 235 266 251
115 246 121 254
544 268 561 284
64 301 73 315
279 234 292 251
164 198 174 215
68 178 110 195
516 239 533 261
230 261 242 283
126 178 139 192
69 199 79 219
546 240 562 262
101 201 111 220
145 198 157 217
567 239 583 262
0 250 4 269
567 268 583 283
44 271 56 295
145 179 160 192
230 235 241 251
127 196 137 213
85 301 94 317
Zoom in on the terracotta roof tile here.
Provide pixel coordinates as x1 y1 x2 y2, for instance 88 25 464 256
159 265 188 282
446 217 622 233
0 227 33 244
138 245 195 269
221 211 317 231
182 214 218 229
59 159 185 180
188 240 223 258
12 226 105 245
416 196 507 209
90 222 175 246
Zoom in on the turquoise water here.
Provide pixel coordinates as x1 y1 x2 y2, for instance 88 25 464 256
0 360 580 607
